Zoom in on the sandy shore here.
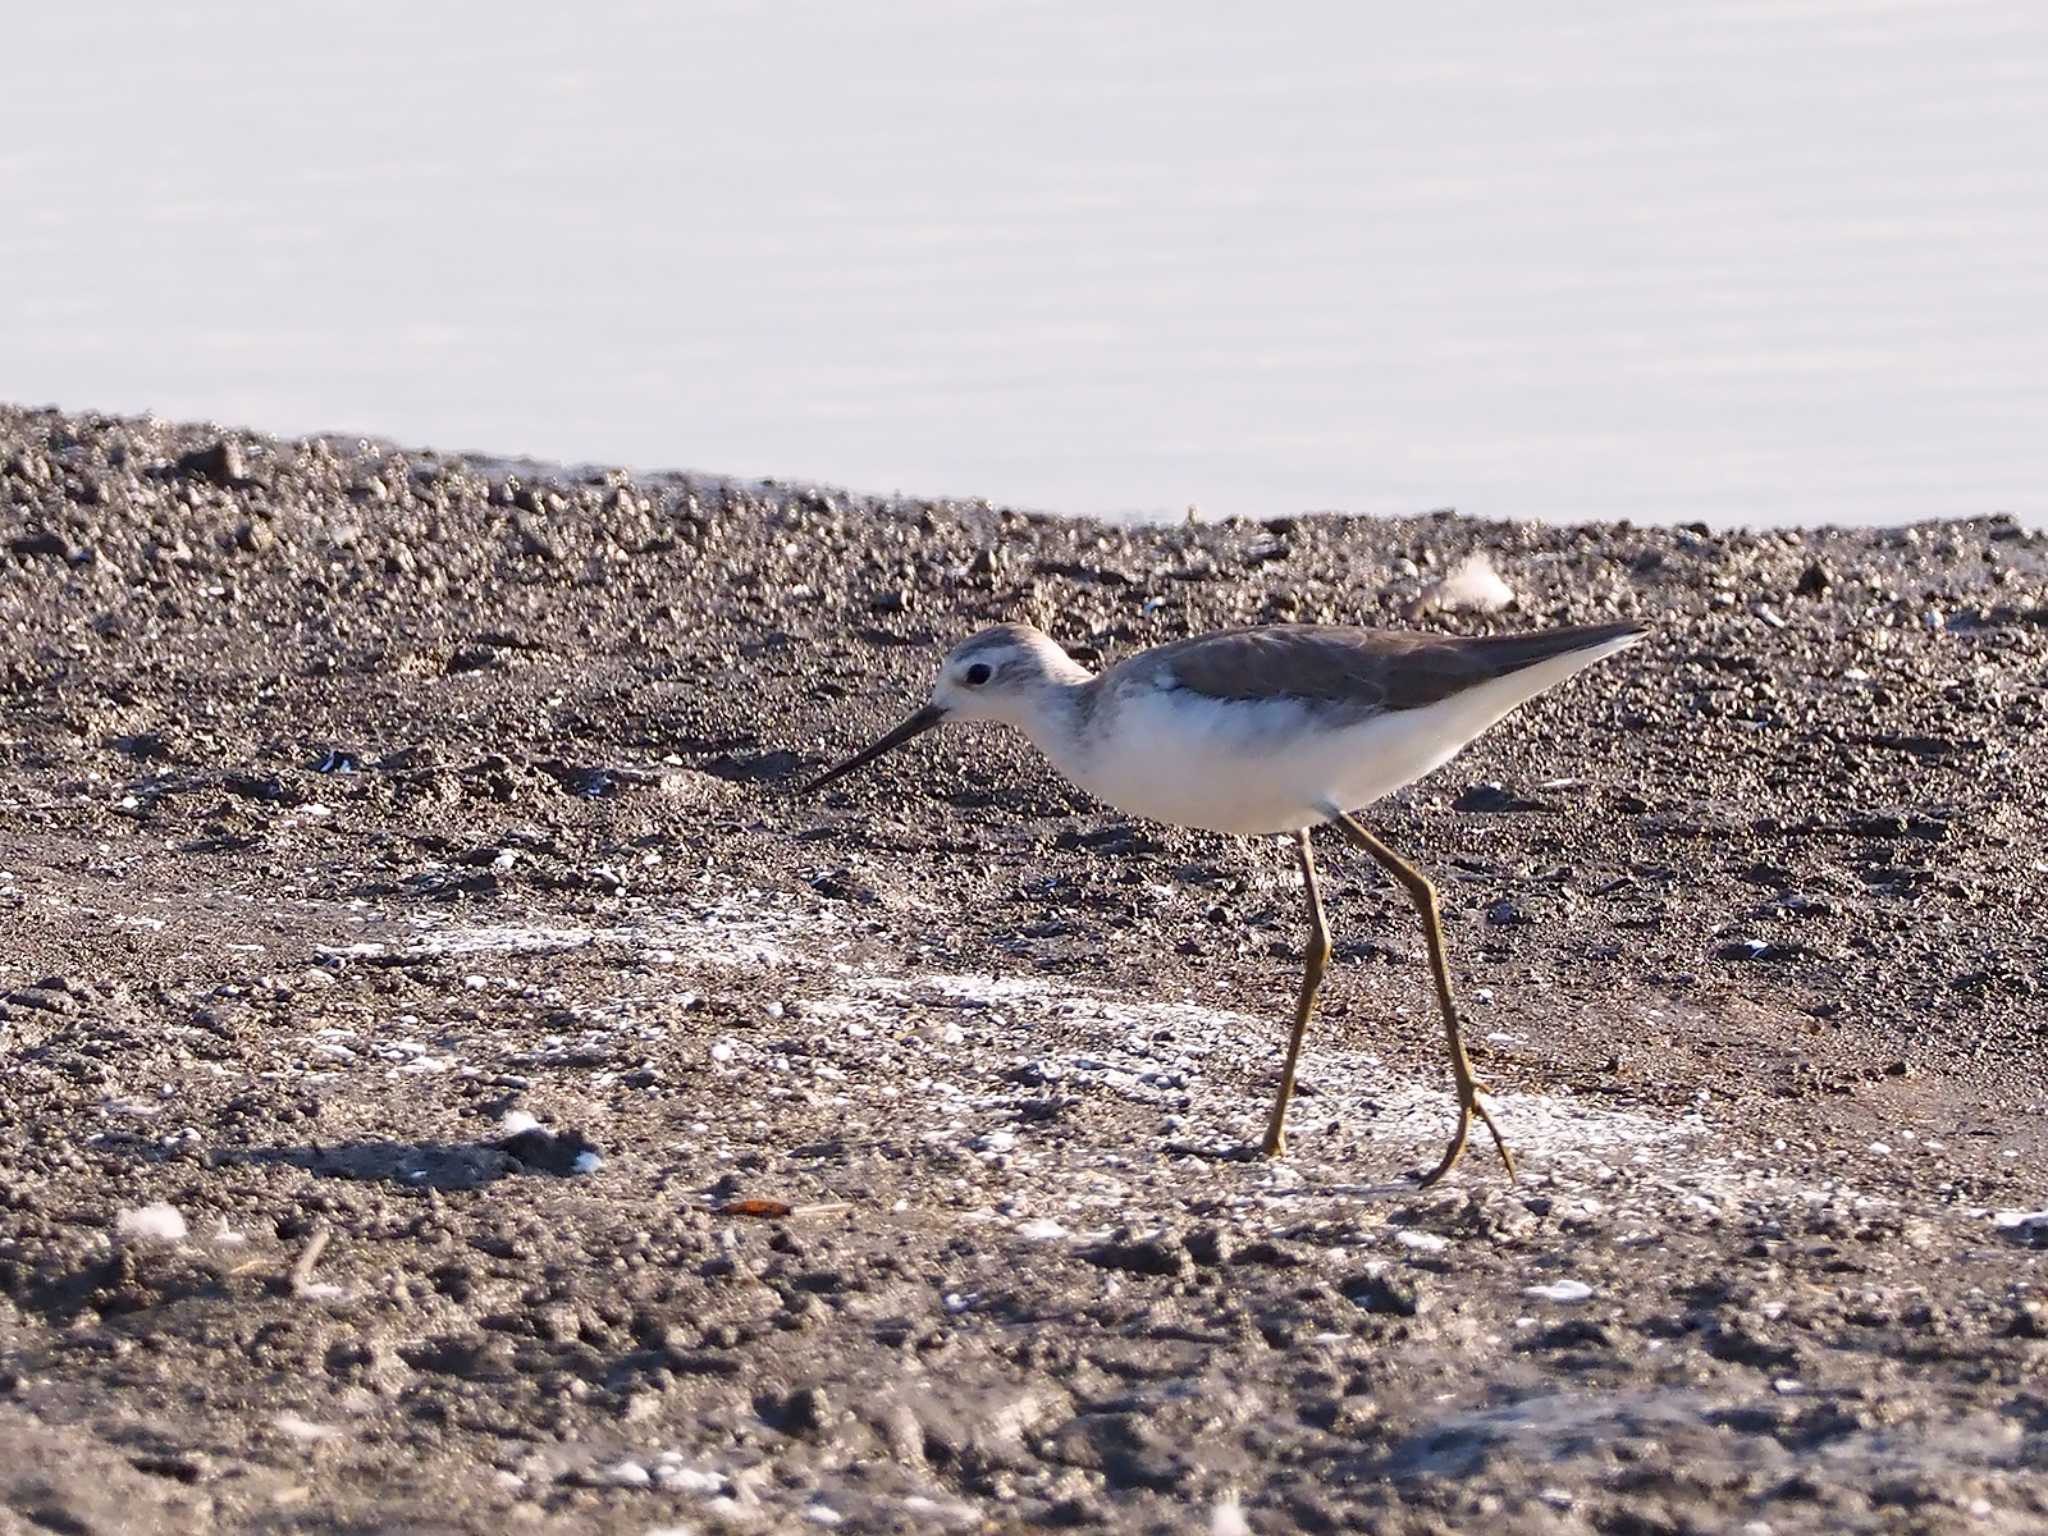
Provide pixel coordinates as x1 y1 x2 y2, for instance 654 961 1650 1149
1 404 2044 1533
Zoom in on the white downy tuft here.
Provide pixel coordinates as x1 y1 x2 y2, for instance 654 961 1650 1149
116 1203 188 1242
273 1412 341 1442
1421 552 1516 614
1525 1279 1596 1303
1211 1493 1252 1536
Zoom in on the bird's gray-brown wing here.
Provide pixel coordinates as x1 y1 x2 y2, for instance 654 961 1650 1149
1125 622 1645 719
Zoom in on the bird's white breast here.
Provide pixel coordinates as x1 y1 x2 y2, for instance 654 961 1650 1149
1047 689 1440 834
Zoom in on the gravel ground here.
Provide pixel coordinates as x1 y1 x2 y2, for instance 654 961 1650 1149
1 403 2045 1535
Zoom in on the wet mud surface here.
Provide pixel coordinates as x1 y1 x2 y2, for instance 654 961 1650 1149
1 404 2045 1533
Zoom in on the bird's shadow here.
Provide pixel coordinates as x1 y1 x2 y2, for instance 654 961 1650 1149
1291 1180 1434 1203
1167 1143 1429 1203
228 1129 598 1192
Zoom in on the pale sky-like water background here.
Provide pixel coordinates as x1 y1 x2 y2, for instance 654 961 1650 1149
4 2 2044 525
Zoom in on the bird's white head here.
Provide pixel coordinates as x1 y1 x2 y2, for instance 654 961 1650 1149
928 623 1088 724
802 622 1090 794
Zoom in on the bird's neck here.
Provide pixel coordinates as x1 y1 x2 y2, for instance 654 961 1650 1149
1010 672 1099 773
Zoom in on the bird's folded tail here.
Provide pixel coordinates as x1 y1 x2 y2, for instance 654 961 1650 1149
1456 621 1648 680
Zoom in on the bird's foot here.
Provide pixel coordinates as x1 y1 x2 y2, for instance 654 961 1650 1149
1416 1080 1516 1188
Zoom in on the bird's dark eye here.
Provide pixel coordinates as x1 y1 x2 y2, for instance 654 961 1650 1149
964 663 992 686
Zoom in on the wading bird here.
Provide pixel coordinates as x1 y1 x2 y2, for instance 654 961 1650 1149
803 618 1645 1184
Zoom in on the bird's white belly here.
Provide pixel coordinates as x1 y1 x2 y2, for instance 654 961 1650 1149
1020 637 1631 836
1046 689 1470 835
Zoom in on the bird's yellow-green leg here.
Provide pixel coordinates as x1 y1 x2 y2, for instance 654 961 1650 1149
1330 810 1516 1186
1263 828 1332 1158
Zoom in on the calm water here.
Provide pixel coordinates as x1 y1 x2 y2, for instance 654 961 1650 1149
4 2 2044 525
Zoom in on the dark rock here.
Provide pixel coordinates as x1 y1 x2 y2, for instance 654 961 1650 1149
665 1351 744 1377
2000 1216 2048 1250
113 732 177 761
810 869 876 902
8 530 68 560
514 515 557 559
1696 1313 1801 1370
1043 1412 1190 1492
1233 1239 1310 1268
1081 1238 1191 1279
1843 809 1950 841
445 647 501 675
1342 1272 1425 1317
2007 1301 2048 1338
1794 560 1832 597
5 987 79 1016
1520 1318 1616 1351
1454 782 1549 813
225 774 304 805
1716 939 1807 962
781 1384 835 1436
496 1125 602 1176
711 749 804 783
1054 825 1169 856
1039 1497 1106 1528
4 451 50 485
177 439 247 484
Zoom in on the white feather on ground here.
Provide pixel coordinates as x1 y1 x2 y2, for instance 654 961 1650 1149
272 1412 341 1443
1410 552 1516 615
115 1203 188 1242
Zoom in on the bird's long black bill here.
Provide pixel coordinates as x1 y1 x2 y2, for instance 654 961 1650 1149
800 704 947 794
